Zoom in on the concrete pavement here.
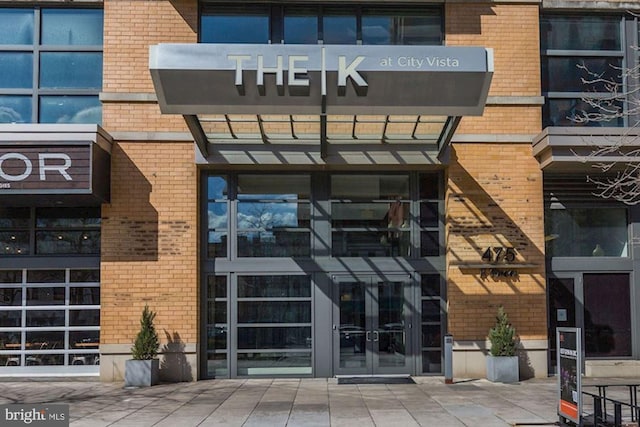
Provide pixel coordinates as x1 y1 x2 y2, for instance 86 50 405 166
0 376 570 426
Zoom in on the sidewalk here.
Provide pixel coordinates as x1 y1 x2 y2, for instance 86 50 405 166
0 376 565 427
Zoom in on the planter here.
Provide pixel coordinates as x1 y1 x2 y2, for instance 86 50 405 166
486 355 519 383
125 359 159 387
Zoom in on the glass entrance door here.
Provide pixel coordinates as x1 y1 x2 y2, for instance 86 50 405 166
333 276 412 375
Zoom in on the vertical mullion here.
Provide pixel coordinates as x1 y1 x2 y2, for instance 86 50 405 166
32 7 41 123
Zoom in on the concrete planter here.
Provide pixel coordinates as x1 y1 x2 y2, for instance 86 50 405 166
125 359 159 387
486 355 519 383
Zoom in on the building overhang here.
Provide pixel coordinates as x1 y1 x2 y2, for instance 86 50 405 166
149 43 493 162
0 124 112 206
533 127 640 173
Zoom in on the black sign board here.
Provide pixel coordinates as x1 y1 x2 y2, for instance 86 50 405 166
557 327 582 424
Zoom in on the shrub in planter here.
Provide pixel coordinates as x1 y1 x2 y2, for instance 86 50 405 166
125 305 160 387
486 306 519 382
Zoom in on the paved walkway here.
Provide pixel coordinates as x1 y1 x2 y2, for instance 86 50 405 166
0 376 568 426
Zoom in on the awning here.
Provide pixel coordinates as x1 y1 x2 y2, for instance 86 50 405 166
149 43 493 161
0 124 112 206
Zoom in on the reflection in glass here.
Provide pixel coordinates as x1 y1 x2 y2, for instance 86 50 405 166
26 354 63 366
0 232 30 255
422 324 441 347
207 176 228 200
26 287 64 305
378 281 405 367
0 331 21 346
331 175 408 199
208 202 228 229
238 175 310 199
70 353 99 365
237 326 311 349
0 311 21 327
238 231 310 257
0 208 30 229
324 12 357 44
40 95 101 124
284 9 318 44
207 326 227 350
584 273 631 357
40 52 103 89
207 301 227 324
237 352 312 375
207 352 227 377
0 9 33 45
238 202 310 229
0 288 21 306
200 14 269 44
332 231 410 257
339 281 366 368
362 10 442 45
422 350 442 373
41 9 104 46
207 232 227 258
540 16 621 51
1 354 21 366
542 57 622 93
70 287 100 305
70 331 99 348
37 208 101 228
36 231 100 254
420 173 439 199
0 270 21 284
27 270 64 283
0 95 34 123
0 53 33 88
238 276 311 298
207 276 227 299
26 310 65 327
238 301 311 323
545 208 628 257
70 270 100 283
544 98 624 128
69 309 100 326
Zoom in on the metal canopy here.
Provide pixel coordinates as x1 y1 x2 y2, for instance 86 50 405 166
149 43 493 160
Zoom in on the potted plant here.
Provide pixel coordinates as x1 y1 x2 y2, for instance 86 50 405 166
486 306 519 383
125 305 160 387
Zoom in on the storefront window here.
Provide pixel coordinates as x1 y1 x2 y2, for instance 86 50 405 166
545 207 628 257
0 7 103 124
362 8 442 45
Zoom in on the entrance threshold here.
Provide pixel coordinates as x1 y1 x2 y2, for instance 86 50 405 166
336 375 415 385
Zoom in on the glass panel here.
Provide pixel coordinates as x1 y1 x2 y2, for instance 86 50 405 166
0 331 21 346
238 201 310 229
339 281 366 369
332 231 410 257
26 287 65 305
207 326 227 350
70 287 99 305
422 325 441 348
69 270 100 283
332 202 409 228
0 288 21 306
237 326 311 349
420 173 439 199
323 11 357 45
0 310 21 327
0 53 33 88
362 9 442 45
0 208 30 228
542 57 622 93
70 353 99 365
584 273 631 357
27 270 64 283
238 175 310 199
200 14 269 44
548 278 576 366
0 231 30 255
422 350 442 373
207 301 227 324
420 231 440 256
284 9 318 44
207 232 227 258
237 231 311 257
207 276 227 299
208 202 228 229
26 310 65 327
421 274 441 297
207 176 228 200
41 9 104 46
331 175 409 199
544 98 624 128
40 52 103 89
238 276 311 298
1 354 22 366
238 301 311 323
69 309 99 326
540 16 621 51
377 281 405 367
420 202 438 227
545 208 628 257
26 354 63 366
422 299 441 322
36 230 100 254
36 207 101 228
207 352 227 377
70 330 99 349
40 95 101 124
237 352 312 375
0 9 33 45
0 270 21 283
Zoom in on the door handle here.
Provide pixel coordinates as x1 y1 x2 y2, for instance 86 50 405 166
366 331 372 342
373 331 379 342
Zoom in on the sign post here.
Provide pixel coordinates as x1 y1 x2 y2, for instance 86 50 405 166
557 327 582 426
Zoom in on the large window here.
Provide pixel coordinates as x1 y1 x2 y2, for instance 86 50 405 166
0 7 103 124
540 15 625 127
200 4 443 45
